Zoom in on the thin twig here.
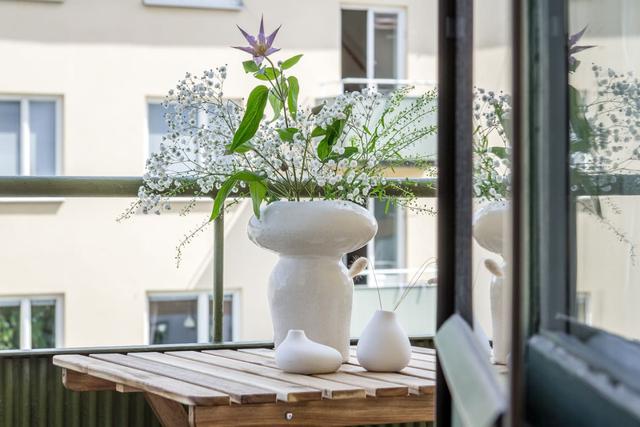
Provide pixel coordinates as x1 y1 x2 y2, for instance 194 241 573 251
369 262 384 311
393 258 436 311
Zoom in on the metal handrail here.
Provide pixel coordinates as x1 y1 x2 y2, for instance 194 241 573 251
0 176 437 197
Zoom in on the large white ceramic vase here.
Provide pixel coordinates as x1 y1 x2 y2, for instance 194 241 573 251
248 200 378 361
473 200 510 364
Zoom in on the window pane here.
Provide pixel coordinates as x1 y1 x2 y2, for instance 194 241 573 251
31 299 56 348
569 0 640 339
29 101 57 176
0 302 20 350
149 297 198 344
373 199 403 270
373 13 398 80
341 9 368 92
0 101 20 176
148 102 169 157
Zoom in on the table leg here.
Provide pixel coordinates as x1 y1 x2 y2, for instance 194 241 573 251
145 392 191 427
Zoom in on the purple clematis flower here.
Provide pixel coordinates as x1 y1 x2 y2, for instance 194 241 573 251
233 16 281 66
568 26 595 72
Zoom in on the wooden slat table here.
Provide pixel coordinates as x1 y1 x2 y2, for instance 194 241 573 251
53 346 435 427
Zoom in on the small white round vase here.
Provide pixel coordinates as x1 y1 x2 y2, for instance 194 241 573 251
275 330 342 374
248 200 377 361
356 310 411 372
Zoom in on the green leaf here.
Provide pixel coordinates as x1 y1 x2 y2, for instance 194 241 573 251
569 85 592 152
489 146 508 159
311 127 325 137
324 146 359 162
268 91 282 122
210 171 264 221
277 127 299 142
229 85 269 152
287 76 299 119
281 54 303 70
248 180 268 218
232 143 254 153
317 138 332 160
254 67 281 81
342 147 358 158
242 60 260 73
311 104 324 115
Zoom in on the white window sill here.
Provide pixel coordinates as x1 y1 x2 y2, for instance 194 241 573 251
0 197 65 203
143 0 242 10
166 196 212 202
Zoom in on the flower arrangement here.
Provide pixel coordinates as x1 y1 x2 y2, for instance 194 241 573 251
128 17 436 224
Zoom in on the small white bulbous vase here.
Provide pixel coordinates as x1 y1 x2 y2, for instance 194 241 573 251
275 330 342 374
248 200 377 361
356 310 411 372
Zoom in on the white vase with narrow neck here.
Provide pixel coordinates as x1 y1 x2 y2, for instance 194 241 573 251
356 310 411 372
248 200 377 361
473 200 511 365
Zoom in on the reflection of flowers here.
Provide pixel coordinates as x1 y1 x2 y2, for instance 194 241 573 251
472 88 512 201
474 26 638 259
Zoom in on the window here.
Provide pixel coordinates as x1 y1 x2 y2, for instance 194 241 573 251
349 199 407 286
371 199 406 271
143 0 242 10
0 296 63 350
148 292 236 344
147 101 172 159
341 7 405 92
0 97 61 176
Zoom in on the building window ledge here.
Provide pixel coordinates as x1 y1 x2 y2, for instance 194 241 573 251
143 0 242 10
0 197 65 204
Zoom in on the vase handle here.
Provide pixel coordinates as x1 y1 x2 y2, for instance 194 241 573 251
348 257 368 279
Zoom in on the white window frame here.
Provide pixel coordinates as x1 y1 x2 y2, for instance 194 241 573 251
0 295 64 350
144 98 210 171
0 95 62 176
143 0 242 10
145 290 239 344
340 5 407 89
365 200 407 286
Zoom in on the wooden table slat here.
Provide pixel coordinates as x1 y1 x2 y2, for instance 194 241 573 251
236 349 434 396
347 349 436 372
238 349 409 397
348 346 437 362
90 353 276 404
53 354 229 406
337 364 435 395
398 366 437 380
409 346 436 355
198 350 367 400
130 352 322 403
